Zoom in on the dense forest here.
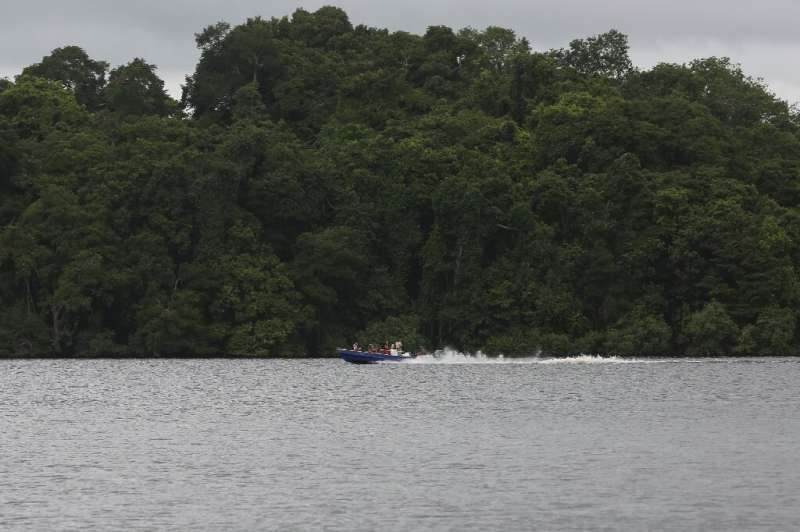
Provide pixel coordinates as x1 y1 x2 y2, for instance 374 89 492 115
2 6 800 357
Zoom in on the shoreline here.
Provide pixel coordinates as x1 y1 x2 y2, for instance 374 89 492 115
2 353 798 360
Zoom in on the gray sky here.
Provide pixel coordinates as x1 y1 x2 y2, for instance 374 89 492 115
2 0 799 104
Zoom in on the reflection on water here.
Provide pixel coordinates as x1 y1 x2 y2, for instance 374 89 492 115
2 357 800 531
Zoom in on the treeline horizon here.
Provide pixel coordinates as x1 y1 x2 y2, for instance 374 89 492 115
2 6 800 357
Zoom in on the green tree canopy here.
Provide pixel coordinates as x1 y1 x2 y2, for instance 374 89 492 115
550 29 633 80
104 58 175 117
21 46 109 110
2 11 800 356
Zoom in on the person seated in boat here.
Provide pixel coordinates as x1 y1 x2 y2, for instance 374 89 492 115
352 342 361 352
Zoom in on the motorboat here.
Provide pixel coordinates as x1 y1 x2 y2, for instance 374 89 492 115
337 348 417 364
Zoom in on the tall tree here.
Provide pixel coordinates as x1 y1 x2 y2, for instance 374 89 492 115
21 46 109 110
550 29 633 80
105 58 175 117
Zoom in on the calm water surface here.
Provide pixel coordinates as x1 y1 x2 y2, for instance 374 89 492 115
2 356 799 531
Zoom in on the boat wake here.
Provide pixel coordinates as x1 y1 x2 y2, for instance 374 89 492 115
405 348 652 365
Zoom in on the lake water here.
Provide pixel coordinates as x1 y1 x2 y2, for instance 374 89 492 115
2 354 799 531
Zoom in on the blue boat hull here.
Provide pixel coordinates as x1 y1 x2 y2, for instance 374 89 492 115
337 349 415 364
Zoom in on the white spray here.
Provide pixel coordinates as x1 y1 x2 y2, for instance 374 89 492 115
405 347 653 365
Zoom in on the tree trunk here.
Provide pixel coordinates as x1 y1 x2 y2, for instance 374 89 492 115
50 303 62 354
25 279 32 315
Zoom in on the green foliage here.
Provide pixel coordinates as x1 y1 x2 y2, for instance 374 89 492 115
105 58 175 117
1 10 799 356
752 307 796 355
605 307 672 355
356 314 425 352
209 251 305 356
460 26 530 73
0 304 50 356
21 46 109 111
0 76 88 138
550 30 633 80
484 328 543 357
133 289 213 355
683 302 739 355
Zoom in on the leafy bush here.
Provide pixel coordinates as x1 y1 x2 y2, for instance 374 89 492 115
605 308 672 355
682 302 738 355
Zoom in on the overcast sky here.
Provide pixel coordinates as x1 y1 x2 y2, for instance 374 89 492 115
3 0 799 104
